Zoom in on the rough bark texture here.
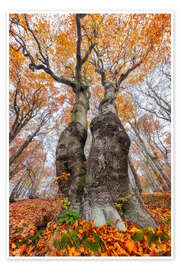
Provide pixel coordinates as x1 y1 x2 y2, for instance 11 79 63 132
56 121 87 213
82 112 130 230
56 82 157 230
83 99 157 229
56 88 90 213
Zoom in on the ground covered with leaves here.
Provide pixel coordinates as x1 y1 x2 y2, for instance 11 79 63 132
9 192 171 257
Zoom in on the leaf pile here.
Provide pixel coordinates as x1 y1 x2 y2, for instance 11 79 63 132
9 192 171 257
142 192 171 225
9 198 62 256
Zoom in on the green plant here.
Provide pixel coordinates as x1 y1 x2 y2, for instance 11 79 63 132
57 210 79 225
82 233 105 254
53 231 105 255
61 196 71 210
131 231 144 242
131 229 170 243
114 194 132 214
53 231 80 250
14 237 27 247
30 230 43 246
17 227 23 233
106 219 113 226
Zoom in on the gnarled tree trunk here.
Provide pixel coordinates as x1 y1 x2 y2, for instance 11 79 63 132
56 88 90 213
82 86 157 230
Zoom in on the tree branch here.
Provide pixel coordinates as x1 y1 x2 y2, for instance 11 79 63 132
10 16 76 90
117 60 142 86
81 42 95 65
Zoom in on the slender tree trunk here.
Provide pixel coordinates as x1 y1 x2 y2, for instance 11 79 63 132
82 86 157 229
143 163 161 192
56 88 90 213
138 144 164 191
132 126 170 191
9 126 40 166
9 178 31 202
128 157 142 194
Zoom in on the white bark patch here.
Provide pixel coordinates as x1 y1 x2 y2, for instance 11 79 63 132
91 204 126 231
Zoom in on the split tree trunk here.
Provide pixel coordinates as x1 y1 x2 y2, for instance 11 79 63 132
82 86 157 230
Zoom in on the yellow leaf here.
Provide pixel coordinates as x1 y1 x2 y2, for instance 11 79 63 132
69 246 76 256
130 227 140 233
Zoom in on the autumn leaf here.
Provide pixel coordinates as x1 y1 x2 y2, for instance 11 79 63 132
125 239 137 254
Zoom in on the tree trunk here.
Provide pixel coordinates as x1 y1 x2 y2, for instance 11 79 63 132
9 126 40 166
138 144 164 191
56 88 90 213
9 178 31 202
82 86 157 229
132 125 170 191
128 157 142 194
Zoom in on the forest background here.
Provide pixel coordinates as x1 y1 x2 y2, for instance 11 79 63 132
8 11 172 256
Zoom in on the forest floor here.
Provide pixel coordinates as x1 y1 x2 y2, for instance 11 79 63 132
9 192 171 257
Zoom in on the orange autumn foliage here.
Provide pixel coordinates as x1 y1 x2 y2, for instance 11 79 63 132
9 192 171 257
8 14 171 258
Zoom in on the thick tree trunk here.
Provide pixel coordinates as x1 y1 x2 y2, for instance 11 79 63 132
82 112 129 230
82 87 157 229
56 89 90 213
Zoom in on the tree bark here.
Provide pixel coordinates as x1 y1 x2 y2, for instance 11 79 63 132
9 178 31 202
56 88 90 213
82 86 157 229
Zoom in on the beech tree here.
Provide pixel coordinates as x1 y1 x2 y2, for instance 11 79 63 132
9 14 98 208
83 14 170 229
9 13 171 230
